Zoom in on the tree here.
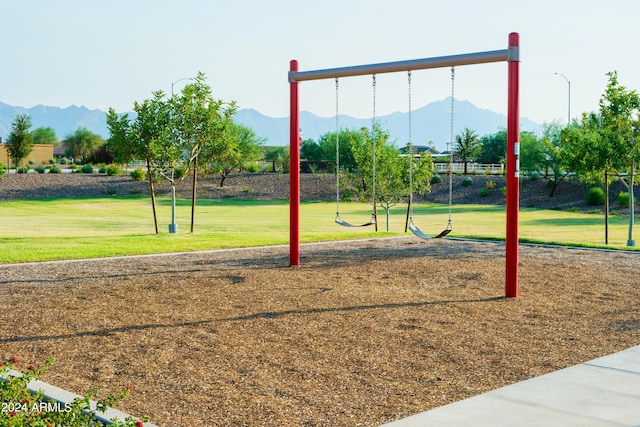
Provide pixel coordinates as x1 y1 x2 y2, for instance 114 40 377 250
5 114 34 169
170 72 237 232
31 127 58 146
205 122 264 187
319 128 364 172
536 123 571 197
519 130 545 176
348 123 432 231
562 71 640 246
300 139 322 161
478 130 506 164
107 106 160 234
453 127 481 175
64 127 104 162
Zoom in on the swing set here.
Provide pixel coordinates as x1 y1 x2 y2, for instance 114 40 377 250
289 33 521 298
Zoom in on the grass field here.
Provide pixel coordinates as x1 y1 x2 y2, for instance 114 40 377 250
0 196 637 263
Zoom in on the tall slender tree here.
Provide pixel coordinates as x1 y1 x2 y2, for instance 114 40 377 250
453 127 481 175
6 114 34 169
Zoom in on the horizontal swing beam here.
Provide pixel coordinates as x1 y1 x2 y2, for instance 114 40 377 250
289 49 512 83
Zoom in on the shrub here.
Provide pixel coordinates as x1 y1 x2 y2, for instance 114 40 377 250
529 171 540 180
49 166 62 174
243 162 260 173
130 168 146 182
430 174 443 184
34 165 47 174
0 357 150 426
17 165 30 174
60 157 70 164
585 187 605 206
477 189 489 197
485 180 496 190
106 164 124 176
461 176 473 187
80 164 94 174
617 191 630 208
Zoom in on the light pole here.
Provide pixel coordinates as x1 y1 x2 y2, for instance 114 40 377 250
171 77 194 96
554 72 571 125
167 77 194 234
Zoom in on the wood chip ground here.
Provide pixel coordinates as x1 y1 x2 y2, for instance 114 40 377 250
1 238 638 426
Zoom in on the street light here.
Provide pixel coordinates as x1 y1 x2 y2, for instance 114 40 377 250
171 77 194 96
554 72 571 125
167 76 194 234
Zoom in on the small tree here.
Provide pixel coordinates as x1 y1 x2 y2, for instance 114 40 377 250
64 127 104 163
349 123 432 230
6 114 34 169
205 122 264 187
32 126 58 146
453 127 481 175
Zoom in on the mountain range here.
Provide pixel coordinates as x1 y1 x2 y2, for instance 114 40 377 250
0 98 539 152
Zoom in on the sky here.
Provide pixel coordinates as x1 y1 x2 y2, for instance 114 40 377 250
2 0 640 127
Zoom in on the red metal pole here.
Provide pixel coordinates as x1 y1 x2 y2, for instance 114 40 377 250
505 33 520 297
289 60 301 266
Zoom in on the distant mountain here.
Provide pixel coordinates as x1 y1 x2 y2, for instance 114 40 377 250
235 98 540 152
0 102 109 142
0 98 539 152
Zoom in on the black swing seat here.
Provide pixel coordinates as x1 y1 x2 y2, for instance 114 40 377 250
408 221 451 240
335 214 376 228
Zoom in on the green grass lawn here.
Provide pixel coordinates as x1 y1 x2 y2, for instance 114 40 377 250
0 196 637 263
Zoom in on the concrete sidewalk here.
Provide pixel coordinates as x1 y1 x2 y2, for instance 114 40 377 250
382 345 640 426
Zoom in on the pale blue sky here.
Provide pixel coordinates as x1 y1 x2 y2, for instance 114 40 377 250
2 0 640 125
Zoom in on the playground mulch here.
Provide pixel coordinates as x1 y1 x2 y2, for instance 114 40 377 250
1 237 638 426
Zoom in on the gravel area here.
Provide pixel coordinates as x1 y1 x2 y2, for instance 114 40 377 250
1 238 638 426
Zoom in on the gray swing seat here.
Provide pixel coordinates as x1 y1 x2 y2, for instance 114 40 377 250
408 219 452 240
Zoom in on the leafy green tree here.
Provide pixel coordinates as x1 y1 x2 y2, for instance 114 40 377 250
319 128 364 172
5 114 34 169
537 123 571 196
31 126 58 146
300 138 322 161
519 130 545 176
205 122 264 186
562 71 640 246
453 127 481 175
478 130 506 164
64 127 104 162
170 72 237 232
347 123 432 231
106 93 170 234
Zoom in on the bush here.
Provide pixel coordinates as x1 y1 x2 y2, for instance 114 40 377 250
106 164 124 176
461 176 473 187
585 187 605 206
485 180 496 190
17 165 30 174
34 165 46 174
49 166 62 174
0 163 6 178
529 171 540 180
617 191 630 208
243 162 260 173
477 189 489 197
0 357 149 426
80 164 94 174
430 174 443 184
130 168 146 182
